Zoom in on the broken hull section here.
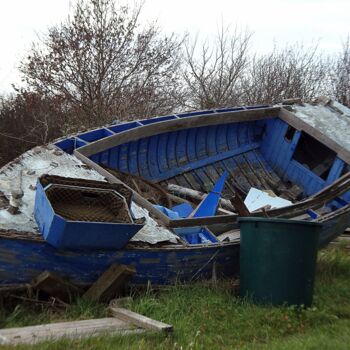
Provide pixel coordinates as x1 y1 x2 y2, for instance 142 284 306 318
0 234 239 285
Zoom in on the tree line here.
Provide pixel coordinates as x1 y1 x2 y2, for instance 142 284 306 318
0 0 349 166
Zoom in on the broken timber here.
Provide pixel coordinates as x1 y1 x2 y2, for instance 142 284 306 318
31 271 83 303
0 307 172 345
167 183 235 211
109 307 173 333
169 172 350 228
230 192 250 217
83 264 135 302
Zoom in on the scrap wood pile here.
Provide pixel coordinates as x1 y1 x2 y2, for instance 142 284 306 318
102 167 308 218
0 263 136 307
0 264 173 346
103 167 292 217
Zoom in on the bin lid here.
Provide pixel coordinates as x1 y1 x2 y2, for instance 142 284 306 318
238 217 322 226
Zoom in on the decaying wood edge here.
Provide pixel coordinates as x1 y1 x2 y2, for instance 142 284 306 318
279 107 350 164
109 307 173 333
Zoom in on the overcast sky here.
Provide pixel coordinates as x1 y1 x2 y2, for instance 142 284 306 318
0 0 349 94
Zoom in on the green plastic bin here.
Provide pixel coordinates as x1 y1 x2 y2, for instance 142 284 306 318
239 217 322 307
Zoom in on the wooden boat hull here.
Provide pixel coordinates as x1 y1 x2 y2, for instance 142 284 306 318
0 233 239 285
0 210 348 286
1 104 350 286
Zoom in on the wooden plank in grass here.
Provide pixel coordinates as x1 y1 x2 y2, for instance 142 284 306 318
0 317 143 345
109 307 173 333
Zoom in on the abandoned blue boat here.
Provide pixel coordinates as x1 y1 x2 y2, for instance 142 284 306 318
1 98 350 286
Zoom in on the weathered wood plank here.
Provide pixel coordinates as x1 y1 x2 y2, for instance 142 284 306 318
0 318 143 345
109 307 173 333
0 283 30 295
83 264 135 302
230 193 250 217
167 183 235 211
152 143 259 182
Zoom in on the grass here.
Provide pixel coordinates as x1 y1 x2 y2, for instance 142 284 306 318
0 240 350 349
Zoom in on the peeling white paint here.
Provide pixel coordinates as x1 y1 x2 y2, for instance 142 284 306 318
0 145 178 245
294 103 350 154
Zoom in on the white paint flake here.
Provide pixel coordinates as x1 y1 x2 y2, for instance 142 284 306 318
130 202 178 244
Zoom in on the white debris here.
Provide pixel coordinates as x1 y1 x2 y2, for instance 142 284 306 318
0 145 179 245
244 187 292 212
217 229 240 242
130 202 179 244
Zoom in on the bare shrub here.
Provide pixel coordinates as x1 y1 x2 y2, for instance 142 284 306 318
329 37 350 107
242 44 329 105
183 26 252 109
0 91 68 167
20 0 183 127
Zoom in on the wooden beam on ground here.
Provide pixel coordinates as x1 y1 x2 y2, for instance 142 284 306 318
0 283 30 296
109 307 173 333
31 271 83 303
83 264 135 302
0 318 144 345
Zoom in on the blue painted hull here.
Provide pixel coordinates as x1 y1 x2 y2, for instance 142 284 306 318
1 105 350 286
0 209 347 286
0 233 239 285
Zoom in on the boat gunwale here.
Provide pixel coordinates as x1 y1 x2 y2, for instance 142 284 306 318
69 106 350 165
74 106 281 157
0 229 239 250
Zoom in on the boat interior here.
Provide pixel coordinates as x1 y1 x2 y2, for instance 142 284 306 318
55 105 350 218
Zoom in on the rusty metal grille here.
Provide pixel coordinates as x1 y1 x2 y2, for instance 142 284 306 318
46 186 131 223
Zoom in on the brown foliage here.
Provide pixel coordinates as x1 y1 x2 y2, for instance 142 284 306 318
242 44 329 104
0 1 349 168
183 28 329 109
0 91 68 166
329 37 350 107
